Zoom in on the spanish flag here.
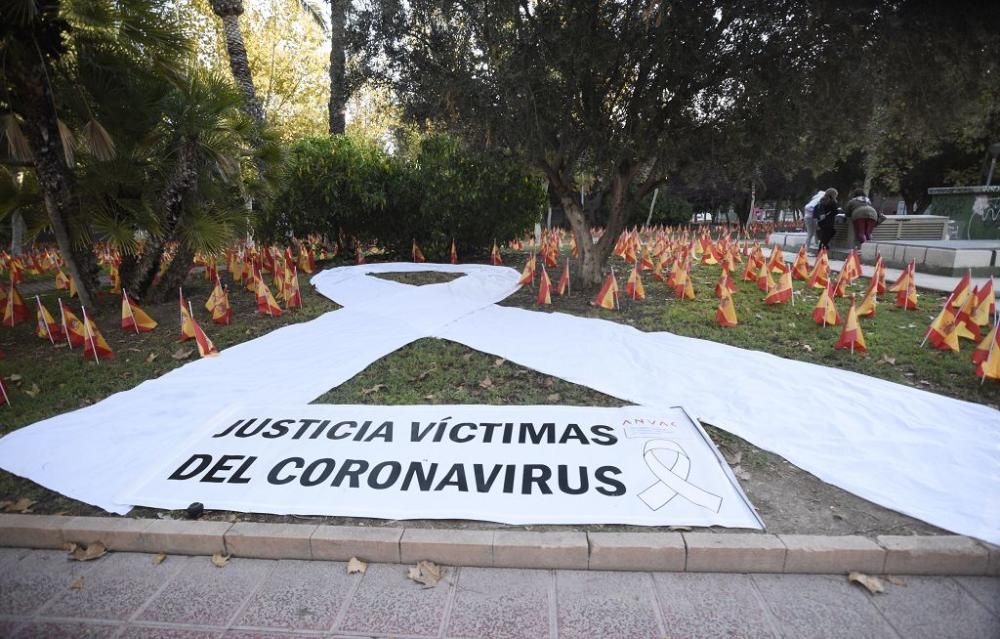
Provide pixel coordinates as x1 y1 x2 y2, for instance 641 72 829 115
3 280 27 327
0 374 9 407
284 267 303 309
412 239 426 263
716 289 738 327
81 308 114 362
871 256 886 295
832 269 849 298
856 279 878 318
210 284 232 325
972 278 995 326
639 245 655 271
297 247 315 274
948 270 973 309
55 268 71 291
450 239 458 265
625 264 646 301
812 283 841 326
190 314 219 358
35 297 63 343
490 241 503 266
592 271 619 310
889 260 915 293
972 321 998 368
121 291 157 333
677 267 696 300
537 266 553 305
764 270 793 305
179 289 197 341
974 320 1000 381
895 276 918 310
791 246 810 280
741 258 758 282
806 258 829 289
834 298 867 353
925 305 960 352
557 260 571 296
59 299 87 348
767 245 785 273
954 288 980 341
715 268 736 298
841 250 862 282
255 274 283 316
517 254 536 288
757 267 775 293
355 245 366 265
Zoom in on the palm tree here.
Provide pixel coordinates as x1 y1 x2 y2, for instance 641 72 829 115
208 0 266 126
1 0 187 308
329 0 348 134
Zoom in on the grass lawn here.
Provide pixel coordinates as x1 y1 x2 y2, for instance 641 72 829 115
0 249 989 535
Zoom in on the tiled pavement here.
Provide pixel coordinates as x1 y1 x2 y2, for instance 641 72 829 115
0 548 997 639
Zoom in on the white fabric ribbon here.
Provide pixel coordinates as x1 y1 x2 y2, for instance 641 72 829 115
638 440 723 513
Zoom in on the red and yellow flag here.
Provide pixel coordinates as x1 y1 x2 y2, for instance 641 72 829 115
841 250 862 282
714 268 736 298
812 284 841 326
557 259 571 296
412 239 426 263
3 280 27 327
210 285 232 325
35 297 63 343
791 246 810 280
625 265 646 301
490 241 502 265
592 272 619 310
297 247 315 274
856 279 878 318
767 245 785 273
82 309 114 362
925 305 960 352
55 268 71 291
972 278 996 326
954 288 981 341
764 270 793 305
972 321 998 368
834 299 867 353
0 374 9 407
973 321 1000 381
537 266 553 305
59 300 87 348
284 267 303 309
190 314 219 358
716 289 738 327
948 270 973 309
179 289 197 341
757 267 775 293
450 239 458 265
355 245 366 265
255 274 283 316
517 254 536 287
895 276 918 310
121 291 157 333
889 260 915 293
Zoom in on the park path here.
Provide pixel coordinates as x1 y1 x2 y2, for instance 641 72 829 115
0 547 997 639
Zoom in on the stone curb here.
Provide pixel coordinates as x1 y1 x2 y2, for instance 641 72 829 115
0 514 995 576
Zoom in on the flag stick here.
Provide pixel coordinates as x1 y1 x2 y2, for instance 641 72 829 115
35 295 54 344
81 306 99 365
58 298 73 349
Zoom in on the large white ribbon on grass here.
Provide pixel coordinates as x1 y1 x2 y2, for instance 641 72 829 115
0 262 997 543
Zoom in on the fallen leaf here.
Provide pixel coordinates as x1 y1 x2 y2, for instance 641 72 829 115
62 542 78 553
210 553 230 568
152 552 167 565
407 560 443 588
347 557 367 574
69 542 107 562
478 377 493 389
494 357 506 367
24 383 40 397
2 498 37 513
361 383 386 395
8 374 21 382
171 348 193 361
885 575 907 587
544 379 555 388
732 465 752 481
879 354 896 365
146 352 158 363
726 450 743 466
802 344 812 353
546 393 561 402
423 394 435 400
70 576 85 590
462 352 473 362
848 571 885 595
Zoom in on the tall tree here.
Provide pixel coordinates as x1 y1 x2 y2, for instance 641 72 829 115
328 0 348 134
208 0 266 125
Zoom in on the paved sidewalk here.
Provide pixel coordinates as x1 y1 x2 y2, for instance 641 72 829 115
1 548 997 638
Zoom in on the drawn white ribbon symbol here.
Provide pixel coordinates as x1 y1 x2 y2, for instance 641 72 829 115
638 439 723 513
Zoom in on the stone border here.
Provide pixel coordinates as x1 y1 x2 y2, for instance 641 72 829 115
2 514 996 576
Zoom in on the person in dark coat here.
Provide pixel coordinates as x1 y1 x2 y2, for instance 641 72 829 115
814 188 841 251
845 188 879 246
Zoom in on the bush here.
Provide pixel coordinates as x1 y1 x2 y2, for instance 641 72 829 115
627 190 694 227
264 134 544 259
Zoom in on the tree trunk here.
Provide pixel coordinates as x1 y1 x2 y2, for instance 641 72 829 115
10 210 25 256
145 244 195 303
11 60 99 308
216 8 266 126
328 0 349 134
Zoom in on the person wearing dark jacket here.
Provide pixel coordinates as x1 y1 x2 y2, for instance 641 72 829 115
814 188 841 251
845 188 879 246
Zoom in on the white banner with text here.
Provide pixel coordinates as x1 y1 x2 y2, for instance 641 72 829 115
118 404 761 528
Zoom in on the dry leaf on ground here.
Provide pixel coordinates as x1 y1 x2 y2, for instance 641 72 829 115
407 560 444 588
210 553 230 568
885 575 908 587
152 552 167 565
24 383 40 397
848 571 885 594
347 557 368 574
802 344 813 353
171 348 193 361
732 465 751 481
546 393 561 402
70 576 85 590
8 374 21 382
462 352 473 362
478 377 493 389
879 354 896 365
494 357 506 367
361 383 386 396
146 353 158 363
69 542 107 562
2 498 37 513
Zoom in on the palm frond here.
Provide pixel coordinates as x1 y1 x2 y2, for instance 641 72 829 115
57 119 76 167
2 115 33 162
297 0 330 34
82 119 117 161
